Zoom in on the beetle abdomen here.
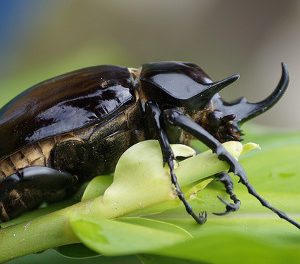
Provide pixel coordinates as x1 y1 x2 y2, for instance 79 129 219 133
0 133 84 181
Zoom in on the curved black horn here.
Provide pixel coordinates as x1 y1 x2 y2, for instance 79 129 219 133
211 63 289 123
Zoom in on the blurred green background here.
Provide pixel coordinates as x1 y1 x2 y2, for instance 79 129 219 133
1 1 300 262
1 0 300 128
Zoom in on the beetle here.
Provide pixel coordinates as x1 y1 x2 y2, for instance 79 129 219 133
0 61 299 228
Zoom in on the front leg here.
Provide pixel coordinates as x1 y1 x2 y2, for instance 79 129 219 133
145 101 207 224
164 108 300 229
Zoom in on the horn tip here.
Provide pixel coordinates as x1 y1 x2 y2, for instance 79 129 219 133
281 62 287 68
281 62 289 77
225 74 240 85
280 62 289 85
232 74 240 81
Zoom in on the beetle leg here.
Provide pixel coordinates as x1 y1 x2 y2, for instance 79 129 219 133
164 108 300 229
0 167 76 221
0 167 75 193
145 101 207 224
213 172 240 216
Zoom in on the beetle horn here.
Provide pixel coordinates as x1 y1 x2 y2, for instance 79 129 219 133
211 63 289 124
205 74 240 96
183 74 239 109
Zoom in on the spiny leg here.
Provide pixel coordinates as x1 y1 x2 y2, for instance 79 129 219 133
164 108 300 229
145 101 207 224
213 172 240 216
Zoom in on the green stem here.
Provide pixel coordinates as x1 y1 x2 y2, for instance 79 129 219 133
0 202 78 262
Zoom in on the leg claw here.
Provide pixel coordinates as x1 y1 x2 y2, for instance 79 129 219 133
213 196 240 216
198 211 207 224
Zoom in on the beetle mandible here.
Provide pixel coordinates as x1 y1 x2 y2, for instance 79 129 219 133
0 61 299 228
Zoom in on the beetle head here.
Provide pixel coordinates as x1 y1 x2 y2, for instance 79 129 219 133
140 62 288 143
140 61 239 109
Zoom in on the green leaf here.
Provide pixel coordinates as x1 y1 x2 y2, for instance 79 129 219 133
156 221 300 264
69 216 191 255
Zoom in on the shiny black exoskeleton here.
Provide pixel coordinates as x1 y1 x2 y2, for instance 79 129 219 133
0 61 299 229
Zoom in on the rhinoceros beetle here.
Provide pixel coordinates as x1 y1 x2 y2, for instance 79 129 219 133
0 61 299 229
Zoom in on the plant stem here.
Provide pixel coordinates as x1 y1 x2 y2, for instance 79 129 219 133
0 201 79 262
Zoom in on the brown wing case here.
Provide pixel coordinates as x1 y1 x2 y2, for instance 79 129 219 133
0 65 135 159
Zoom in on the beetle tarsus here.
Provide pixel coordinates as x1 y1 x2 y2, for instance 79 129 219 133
164 108 300 229
198 211 208 224
168 159 207 224
240 176 300 229
219 149 300 228
213 172 241 216
214 196 240 216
